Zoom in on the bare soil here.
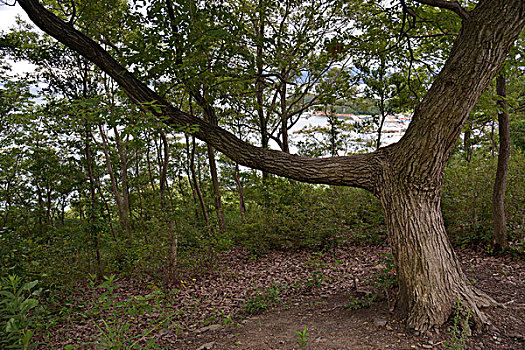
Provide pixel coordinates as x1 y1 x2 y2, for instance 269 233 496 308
46 243 524 350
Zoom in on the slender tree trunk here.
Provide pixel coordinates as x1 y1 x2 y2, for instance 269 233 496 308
157 131 180 280
234 163 247 220
36 188 44 232
45 187 52 228
60 197 66 225
185 135 201 220
85 128 103 278
135 149 146 234
95 182 118 242
207 144 226 233
490 120 496 158
255 2 269 179
463 124 472 162
159 131 170 198
491 72 510 252
376 109 387 150
98 125 129 234
280 73 290 153
199 98 226 233
167 219 179 281
145 143 157 193
188 135 209 227
113 126 131 231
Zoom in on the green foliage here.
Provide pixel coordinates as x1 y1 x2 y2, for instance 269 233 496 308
292 325 310 350
1 1 524 344
228 177 385 255
510 119 525 151
83 275 168 349
372 254 398 291
445 299 471 350
243 284 283 315
442 151 525 247
0 275 43 349
344 293 378 310
304 252 328 288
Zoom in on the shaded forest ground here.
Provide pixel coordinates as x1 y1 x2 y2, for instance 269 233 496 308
41 242 524 349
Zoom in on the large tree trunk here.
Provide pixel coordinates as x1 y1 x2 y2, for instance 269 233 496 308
379 178 494 330
491 72 510 252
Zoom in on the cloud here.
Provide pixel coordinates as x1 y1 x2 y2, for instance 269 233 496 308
0 3 30 32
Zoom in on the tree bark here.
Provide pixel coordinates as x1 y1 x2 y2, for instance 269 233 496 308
135 148 146 234
97 125 129 234
18 0 525 330
280 71 290 153
234 163 247 220
378 176 494 330
255 2 269 179
159 130 170 199
376 110 387 150
207 144 226 233
184 137 201 221
491 72 510 252
84 127 103 278
112 126 131 231
187 134 209 228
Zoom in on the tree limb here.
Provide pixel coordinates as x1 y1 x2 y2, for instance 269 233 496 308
411 0 470 20
16 0 382 192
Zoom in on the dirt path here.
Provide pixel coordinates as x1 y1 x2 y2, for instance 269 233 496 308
172 246 524 350
45 244 524 349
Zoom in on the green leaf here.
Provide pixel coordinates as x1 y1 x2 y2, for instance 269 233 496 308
6 317 18 332
22 329 34 349
20 298 39 312
22 280 38 291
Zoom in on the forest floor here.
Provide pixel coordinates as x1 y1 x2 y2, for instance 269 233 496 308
43 242 524 350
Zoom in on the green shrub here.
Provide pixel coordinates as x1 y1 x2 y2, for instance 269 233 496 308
0 275 43 349
442 151 525 247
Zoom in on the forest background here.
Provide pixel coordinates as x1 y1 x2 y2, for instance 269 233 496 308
0 0 524 348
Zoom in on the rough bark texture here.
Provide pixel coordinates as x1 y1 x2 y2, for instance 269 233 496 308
17 0 525 330
207 144 226 232
492 72 510 252
378 175 494 329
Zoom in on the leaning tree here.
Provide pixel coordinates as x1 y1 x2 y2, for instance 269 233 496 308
14 0 525 330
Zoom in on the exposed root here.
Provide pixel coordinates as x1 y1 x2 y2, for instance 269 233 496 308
403 286 497 332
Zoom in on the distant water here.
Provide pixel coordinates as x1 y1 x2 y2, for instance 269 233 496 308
284 113 410 155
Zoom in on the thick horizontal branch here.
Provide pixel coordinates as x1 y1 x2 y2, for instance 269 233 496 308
412 0 470 20
17 0 381 192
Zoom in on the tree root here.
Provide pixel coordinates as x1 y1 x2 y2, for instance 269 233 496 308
404 285 497 332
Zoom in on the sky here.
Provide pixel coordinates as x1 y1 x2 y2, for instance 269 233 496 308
0 2 28 32
1 3 37 75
